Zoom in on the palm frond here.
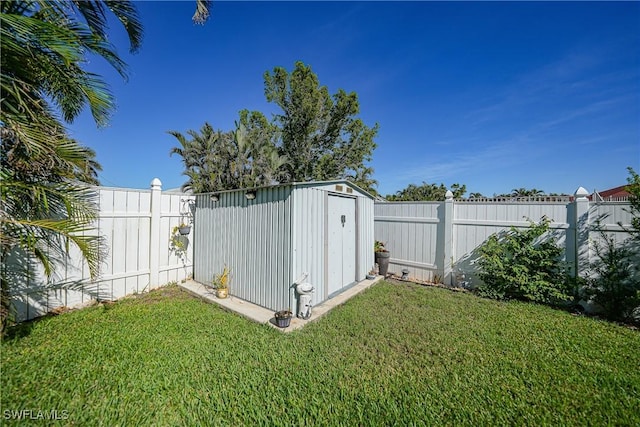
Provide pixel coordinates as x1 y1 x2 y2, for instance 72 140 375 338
192 0 211 24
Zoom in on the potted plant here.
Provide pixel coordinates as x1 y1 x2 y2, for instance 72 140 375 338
212 266 230 299
366 268 376 280
178 223 191 236
274 310 292 328
374 240 391 277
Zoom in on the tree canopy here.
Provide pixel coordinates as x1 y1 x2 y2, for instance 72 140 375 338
506 188 546 198
386 182 466 201
264 61 378 184
168 121 288 193
625 167 640 239
170 61 379 194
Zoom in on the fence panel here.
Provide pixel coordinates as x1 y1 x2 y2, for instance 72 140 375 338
374 202 442 281
452 201 571 287
374 196 632 287
9 180 193 322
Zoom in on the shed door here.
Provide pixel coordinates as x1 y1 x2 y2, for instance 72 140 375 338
327 195 356 296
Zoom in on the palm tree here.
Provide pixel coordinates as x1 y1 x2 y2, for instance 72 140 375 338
0 0 143 333
347 166 379 196
234 123 289 188
511 188 545 198
169 123 231 193
170 122 289 193
193 0 212 24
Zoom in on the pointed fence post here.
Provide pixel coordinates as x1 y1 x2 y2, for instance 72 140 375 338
149 178 162 289
574 186 590 279
443 190 454 285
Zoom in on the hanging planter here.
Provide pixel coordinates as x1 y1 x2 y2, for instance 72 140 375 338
274 310 292 328
178 224 191 236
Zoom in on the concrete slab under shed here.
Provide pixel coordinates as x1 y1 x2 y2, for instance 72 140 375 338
179 276 383 332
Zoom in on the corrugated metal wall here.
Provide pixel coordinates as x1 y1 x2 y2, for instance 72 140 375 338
290 184 374 306
290 187 326 306
195 181 375 312
194 186 293 312
356 191 375 281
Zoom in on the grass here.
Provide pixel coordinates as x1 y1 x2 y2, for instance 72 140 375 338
2 281 639 425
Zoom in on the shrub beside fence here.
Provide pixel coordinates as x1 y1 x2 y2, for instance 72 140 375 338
9 179 194 322
374 188 632 287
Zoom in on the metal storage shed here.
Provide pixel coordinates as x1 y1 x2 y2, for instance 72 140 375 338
193 181 375 314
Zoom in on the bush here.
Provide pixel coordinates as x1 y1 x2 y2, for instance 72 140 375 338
581 166 640 325
476 217 573 305
582 231 640 324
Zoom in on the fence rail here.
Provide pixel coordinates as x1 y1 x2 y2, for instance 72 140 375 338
456 196 574 203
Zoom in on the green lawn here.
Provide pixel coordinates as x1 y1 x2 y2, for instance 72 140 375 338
2 281 639 425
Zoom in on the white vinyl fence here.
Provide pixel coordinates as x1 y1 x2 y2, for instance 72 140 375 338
10 179 194 322
374 188 633 287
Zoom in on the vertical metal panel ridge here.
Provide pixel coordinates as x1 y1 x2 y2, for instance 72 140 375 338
290 186 330 307
194 186 294 312
195 182 375 313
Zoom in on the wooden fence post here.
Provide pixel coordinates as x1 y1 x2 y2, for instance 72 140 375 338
149 178 162 289
574 186 590 278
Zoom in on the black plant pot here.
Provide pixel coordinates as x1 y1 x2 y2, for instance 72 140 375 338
274 311 292 328
178 226 191 236
375 251 391 277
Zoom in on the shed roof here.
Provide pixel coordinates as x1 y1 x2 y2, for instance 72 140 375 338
196 180 375 199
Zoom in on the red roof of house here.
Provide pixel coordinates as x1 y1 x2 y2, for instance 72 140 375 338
590 185 631 201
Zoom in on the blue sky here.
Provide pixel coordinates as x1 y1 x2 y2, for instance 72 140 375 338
70 1 640 197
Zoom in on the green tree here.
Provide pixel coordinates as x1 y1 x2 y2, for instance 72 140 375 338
171 62 378 193
499 188 545 198
625 167 640 239
386 182 466 201
263 61 378 184
169 121 288 193
0 0 142 333
583 229 640 324
169 123 232 193
346 166 379 197
581 167 640 325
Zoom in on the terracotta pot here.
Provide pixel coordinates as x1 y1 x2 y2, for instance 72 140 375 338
216 288 228 299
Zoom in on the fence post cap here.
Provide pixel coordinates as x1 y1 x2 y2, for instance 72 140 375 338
150 178 162 189
574 187 589 199
445 190 454 200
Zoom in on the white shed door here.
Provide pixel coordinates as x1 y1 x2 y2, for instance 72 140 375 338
327 195 356 296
